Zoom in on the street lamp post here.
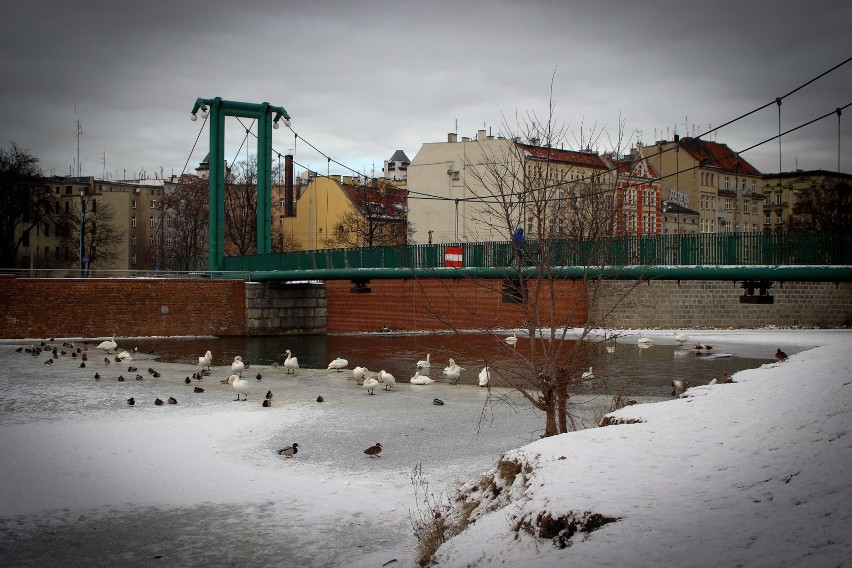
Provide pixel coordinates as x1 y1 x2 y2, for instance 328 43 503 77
79 188 87 277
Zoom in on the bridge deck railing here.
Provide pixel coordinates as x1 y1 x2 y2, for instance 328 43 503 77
219 231 852 273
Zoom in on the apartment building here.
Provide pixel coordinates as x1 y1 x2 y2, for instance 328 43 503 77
639 137 764 234
759 170 852 231
19 176 165 271
407 131 616 244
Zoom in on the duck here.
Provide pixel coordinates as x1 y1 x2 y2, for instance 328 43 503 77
433 398 445 405
581 366 595 380
198 350 213 371
775 348 788 362
443 358 463 384
256 373 262 381
327 357 348 372
362 373 379 395
670 378 690 396
127 397 135 406
96 336 118 354
353 366 369 383
283 350 299 374
231 356 245 377
416 353 431 369
155 398 164 406
364 443 382 458
478 367 490 387
316 395 324 403
637 333 653 345
168 397 178 405
262 399 271 407
265 390 273 400
194 386 204 393
410 370 436 385
228 374 250 401
278 443 299 458
673 331 689 345
377 370 396 391
504 333 518 345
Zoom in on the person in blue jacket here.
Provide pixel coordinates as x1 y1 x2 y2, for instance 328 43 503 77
512 226 526 257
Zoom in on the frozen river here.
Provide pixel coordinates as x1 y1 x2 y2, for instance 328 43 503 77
0 330 813 567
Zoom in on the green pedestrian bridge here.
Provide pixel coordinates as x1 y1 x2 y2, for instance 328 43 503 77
184 232 852 283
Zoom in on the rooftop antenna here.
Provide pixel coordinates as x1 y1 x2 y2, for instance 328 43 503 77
102 148 106 180
75 101 82 177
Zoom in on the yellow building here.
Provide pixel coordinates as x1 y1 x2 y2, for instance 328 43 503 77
279 174 408 250
19 176 165 272
639 137 764 234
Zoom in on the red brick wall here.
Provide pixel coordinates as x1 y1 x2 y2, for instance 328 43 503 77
326 278 588 333
0 275 246 339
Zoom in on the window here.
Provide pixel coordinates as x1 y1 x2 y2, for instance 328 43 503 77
131 235 136 246
752 202 758 214
751 180 756 192
150 200 158 209
65 186 72 195
723 176 730 189
131 216 137 228
741 179 746 191
149 217 155 227
131 200 137 209
131 254 137 265
776 193 782 204
166 235 173 247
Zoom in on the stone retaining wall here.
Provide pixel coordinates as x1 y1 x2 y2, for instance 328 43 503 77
245 282 326 335
590 280 852 329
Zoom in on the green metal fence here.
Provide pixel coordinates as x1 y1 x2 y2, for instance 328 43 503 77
219 232 851 274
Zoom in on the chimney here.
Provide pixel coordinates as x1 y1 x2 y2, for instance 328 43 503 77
477 129 486 141
448 133 458 143
285 154 295 217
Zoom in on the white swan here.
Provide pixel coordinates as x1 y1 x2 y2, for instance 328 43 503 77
377 370 396 391
96 336 117 354
116 350 133 361
581 366 595 379
231 356 245 376
353 366 368 383
327 357 348 371
228 374 250 401
410 370 436 385
362 373 379 395
416 353 431 369
673 331 689 345
198 350 213 370
478 367 490 387
504 333 518 345
637 333 653 345
443 358 463 383
283 350 299 374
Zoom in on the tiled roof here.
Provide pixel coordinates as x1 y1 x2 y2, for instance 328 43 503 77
679 138 761 175
340 182 408 218
517 143 608 169
388 150 410 163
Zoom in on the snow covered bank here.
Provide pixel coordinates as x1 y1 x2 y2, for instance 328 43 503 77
431 330 851 567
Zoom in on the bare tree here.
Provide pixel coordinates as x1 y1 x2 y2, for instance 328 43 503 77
224 156 258 255
325 182 411 248
60 198 123 273
159 174 209 270
0 143 60 268
787 180 852 233
425 98 642 437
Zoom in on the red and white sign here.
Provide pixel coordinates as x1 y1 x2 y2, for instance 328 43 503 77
444 246 463 267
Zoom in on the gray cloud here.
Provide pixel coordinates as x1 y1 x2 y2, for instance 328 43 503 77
2 0 849 180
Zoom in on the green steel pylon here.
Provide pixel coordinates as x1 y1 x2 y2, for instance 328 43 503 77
190 97 291 272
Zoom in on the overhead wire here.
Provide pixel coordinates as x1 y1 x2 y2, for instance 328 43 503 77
208 58 850 209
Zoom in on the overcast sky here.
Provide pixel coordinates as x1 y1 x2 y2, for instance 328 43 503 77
2 1 849 181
